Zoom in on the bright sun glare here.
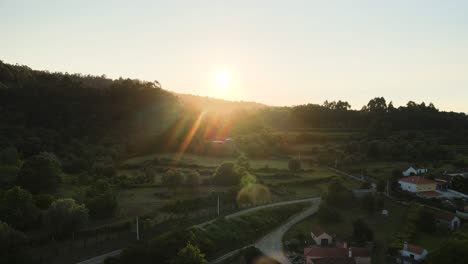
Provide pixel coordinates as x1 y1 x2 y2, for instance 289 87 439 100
213 69 232 93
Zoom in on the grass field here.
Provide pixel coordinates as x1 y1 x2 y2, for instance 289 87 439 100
124 152 319 170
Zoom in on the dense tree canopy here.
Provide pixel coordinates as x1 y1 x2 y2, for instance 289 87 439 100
17 152 62 193
0 186 40 230
45 198 89 238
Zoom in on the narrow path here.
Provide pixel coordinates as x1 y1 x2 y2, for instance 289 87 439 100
208 198 321 264
77 197 319 264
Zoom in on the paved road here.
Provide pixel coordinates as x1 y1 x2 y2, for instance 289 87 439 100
196 197 320 228
77 197 319 264
208 198 321 264
255 199 320 264
76 250 122 264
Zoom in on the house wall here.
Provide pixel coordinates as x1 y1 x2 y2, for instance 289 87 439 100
399 181 417 192
400 250 427 261
415 183 436 192
312 233 333 246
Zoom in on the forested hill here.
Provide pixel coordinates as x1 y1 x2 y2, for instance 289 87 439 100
2 60 468 167
0 61 188 168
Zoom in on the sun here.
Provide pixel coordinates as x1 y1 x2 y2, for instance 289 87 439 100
213 69 232 92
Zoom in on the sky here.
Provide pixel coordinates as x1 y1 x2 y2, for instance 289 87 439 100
2 0 468 112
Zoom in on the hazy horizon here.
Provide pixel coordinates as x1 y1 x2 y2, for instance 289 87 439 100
2 0 468 112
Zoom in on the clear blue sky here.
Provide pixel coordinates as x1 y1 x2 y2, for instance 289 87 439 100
2 0 468 112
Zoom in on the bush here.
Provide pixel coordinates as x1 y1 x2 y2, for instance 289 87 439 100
85 180 117 218
45 198 89 238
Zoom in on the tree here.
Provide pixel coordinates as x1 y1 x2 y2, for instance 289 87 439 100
236 155 250 170
352 218 374 244
212 162 244 186
85 180 117 218
0 147 20 167
428 233 468 264
365 97 387 112
17 152 62 193
0 221 28 264
317 203 341 223
288 159 302 172
0 165 19 189
186 171 201 188
325 177 352 207
0 186 40 229
162 169 185 191
170 242 208 264
45 198 89 238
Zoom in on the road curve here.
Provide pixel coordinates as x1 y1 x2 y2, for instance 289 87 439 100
77 197 319 264
255 199 320 264
208 198 321 264
196 197 320 228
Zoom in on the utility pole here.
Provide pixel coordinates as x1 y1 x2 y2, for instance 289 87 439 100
136 216 140 241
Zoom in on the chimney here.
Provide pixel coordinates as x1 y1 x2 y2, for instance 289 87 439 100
348 247 352 258
404 241 408 250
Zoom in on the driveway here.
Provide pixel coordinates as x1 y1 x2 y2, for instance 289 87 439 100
255 199 320 264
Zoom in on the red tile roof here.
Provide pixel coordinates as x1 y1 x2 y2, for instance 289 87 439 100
398 176 435 185
406 244 425 255
304 247 370 258
418 191 441 197
311 225 326 236
435 212 457 222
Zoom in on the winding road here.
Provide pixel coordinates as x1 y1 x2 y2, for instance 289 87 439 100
210 198 321 264
77 197 320 264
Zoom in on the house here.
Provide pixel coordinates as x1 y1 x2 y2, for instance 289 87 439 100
397 242 428 264
398 176 437 193
402 167 428 177
311 226 333 246
434 175 453 191
304 247 371 264
435 212 461 231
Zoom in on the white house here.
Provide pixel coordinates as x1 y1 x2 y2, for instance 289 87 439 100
436 213 461 231
398 242 428 264
402 167 428 177
310 226 333 247
398 176 437 193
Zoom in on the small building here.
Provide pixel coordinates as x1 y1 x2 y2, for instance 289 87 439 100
397 242 428 264
402 167 428 177
436 212 461 231
434 175 453 191
304 247 371 264
311 226 333 247
398 176 437 193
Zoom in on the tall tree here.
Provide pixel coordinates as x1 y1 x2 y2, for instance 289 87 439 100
17 152 62 193
0 186 40 230
45 198 89 238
